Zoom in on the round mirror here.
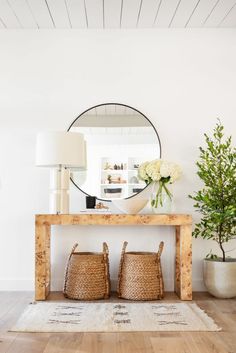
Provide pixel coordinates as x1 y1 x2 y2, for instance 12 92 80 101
68 103 161 201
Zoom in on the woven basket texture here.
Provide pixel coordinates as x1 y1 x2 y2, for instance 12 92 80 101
117 241 164 300
63 243 110 300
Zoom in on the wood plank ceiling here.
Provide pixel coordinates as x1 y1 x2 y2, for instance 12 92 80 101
0 0 235 29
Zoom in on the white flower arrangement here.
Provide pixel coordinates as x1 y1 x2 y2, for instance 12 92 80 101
138 159 181 209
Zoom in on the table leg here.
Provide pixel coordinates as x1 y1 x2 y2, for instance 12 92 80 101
35 222 51 300
175 226 181 296
175 225 192 300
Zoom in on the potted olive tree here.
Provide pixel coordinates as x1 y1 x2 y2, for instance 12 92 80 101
189 121 236 298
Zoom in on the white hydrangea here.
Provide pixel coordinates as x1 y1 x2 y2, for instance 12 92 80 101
160 161 172 178
169 164 181 183
138 161 149 182
138 159 181 184
146 159 162 181
160 161 181 182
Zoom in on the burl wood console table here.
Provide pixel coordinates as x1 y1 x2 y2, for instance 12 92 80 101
35 214 192 301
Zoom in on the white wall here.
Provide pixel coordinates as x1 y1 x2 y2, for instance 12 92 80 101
0 29 235 291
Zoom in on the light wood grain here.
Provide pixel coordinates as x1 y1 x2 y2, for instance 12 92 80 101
178 224 192 300
35 223 51 301
175 225 180 295
36 214 192 226
35 214 193 301
1 292 236 353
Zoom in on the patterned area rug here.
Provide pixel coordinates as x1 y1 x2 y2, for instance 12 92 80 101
11 302 220 332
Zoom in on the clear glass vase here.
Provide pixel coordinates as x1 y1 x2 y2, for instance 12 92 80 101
151 182 172 214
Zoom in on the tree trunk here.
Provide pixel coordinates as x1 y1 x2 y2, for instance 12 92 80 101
219 242 226 262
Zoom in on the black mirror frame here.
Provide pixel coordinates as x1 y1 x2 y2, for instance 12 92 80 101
67 102 162 202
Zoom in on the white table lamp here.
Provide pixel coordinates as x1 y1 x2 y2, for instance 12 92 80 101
36 131 86 214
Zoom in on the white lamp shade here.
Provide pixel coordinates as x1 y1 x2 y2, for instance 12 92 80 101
36 131 86 168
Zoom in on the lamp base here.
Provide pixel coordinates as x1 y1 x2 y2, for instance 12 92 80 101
49 168 70 214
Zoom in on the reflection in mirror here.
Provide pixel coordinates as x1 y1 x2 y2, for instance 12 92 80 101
69 103 161 201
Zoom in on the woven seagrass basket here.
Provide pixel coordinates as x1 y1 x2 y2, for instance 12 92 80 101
63 243 110 300
117 241 164 300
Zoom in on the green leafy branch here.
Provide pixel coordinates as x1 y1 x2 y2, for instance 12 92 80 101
189 120 236 262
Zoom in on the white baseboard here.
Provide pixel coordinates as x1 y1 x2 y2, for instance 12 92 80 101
192 279 206 291
0 278 206 292
0 279 34 291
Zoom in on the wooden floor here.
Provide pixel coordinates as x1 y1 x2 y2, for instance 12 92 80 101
0 292 236 353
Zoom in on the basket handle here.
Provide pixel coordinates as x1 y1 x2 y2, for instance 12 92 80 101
120 241 128 264
70 243 78 256
157 241 164 258
63 243 78 295
103 242 109 255
117 241 128 297
102 242 110 298
121 241 128 255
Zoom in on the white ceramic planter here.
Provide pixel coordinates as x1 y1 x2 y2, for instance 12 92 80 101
203 259 236 298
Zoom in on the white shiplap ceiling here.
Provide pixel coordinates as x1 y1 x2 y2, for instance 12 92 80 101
0 0 236 29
